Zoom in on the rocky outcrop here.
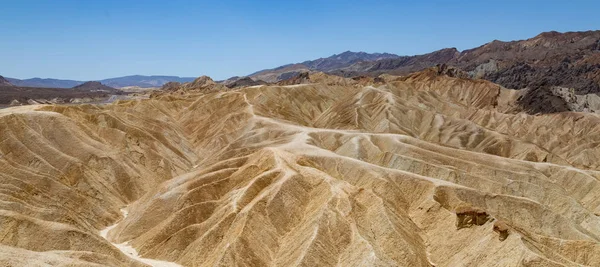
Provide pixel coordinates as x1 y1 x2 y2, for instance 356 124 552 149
455 206 491 229
160 81 182 91
435 64 470 79
186 75 216 88
72 81 117 92
276 71 360 86
156 76 226 95
276 71 311 85
180 76 225 91
225 77 267 88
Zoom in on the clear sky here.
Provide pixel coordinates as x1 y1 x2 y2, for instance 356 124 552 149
1 0 599 81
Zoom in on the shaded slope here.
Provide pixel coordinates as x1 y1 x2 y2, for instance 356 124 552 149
0 76 12 86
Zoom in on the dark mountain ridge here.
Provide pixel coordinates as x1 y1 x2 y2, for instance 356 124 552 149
72 81 117 92
0 75 12 86
249 51 400 82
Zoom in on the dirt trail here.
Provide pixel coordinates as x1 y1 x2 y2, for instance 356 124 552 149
99 208 182 267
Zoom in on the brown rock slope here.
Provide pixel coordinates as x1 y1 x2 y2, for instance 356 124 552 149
1 70 600 266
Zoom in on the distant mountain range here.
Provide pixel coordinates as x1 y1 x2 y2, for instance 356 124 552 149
249 51 400 82
249 30 600 95
6 77 81 88
5 75 196 89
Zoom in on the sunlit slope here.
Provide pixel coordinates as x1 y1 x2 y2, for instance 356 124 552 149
1 71 600 266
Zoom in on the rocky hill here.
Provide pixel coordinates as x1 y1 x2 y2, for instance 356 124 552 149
72 81 117 92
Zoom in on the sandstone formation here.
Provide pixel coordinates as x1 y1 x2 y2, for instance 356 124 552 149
1 69 600 266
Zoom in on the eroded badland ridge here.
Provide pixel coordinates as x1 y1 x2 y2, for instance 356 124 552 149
1 63 600 266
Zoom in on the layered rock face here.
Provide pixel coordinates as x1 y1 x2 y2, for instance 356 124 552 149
1 70 600 266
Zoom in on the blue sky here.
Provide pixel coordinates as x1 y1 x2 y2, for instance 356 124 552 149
1 0 599 80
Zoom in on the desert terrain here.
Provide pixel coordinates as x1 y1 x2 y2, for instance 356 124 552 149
1 64 600 266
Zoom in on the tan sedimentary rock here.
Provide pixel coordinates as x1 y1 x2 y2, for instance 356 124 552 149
1 71 600 266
